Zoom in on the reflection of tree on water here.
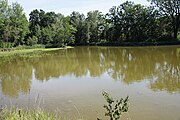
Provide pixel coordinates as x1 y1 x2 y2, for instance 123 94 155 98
33 47 105 81
149 47 180 93
0 46 179 97
150 56 180 93
0 58 32 97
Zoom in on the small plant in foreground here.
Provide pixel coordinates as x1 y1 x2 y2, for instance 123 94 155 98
99 91 129 120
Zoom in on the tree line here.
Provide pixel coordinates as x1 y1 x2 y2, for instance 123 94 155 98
0 0 179 48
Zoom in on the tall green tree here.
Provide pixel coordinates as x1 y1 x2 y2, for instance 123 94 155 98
52 15 76 46
86 10 105 43
9 2 29 45
70 11 87 44
106 5 123 41
107 1 161 42
0 0 28 46
0 0 11 43
148 0 180 39
29 9 40 36
29 9 57 33
41 11 57 27
29 9 59 45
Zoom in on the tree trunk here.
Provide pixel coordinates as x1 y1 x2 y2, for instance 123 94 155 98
174 26 178 39
175 14 180 39
172 14 180 39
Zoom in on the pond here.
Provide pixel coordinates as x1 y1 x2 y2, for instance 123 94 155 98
0 46 180 120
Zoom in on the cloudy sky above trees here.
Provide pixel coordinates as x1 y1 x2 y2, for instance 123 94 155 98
8 0 149 16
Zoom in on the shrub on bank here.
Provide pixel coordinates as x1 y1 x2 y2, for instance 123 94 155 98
0 42 14 49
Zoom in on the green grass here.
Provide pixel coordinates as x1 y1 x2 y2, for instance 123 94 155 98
0 108 59 120
0 47 73 57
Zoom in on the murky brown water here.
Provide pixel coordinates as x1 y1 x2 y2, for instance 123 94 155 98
0 46 180 120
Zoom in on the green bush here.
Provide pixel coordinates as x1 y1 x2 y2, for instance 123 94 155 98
98 91 129 120
0 42 14 49
27 36 38 46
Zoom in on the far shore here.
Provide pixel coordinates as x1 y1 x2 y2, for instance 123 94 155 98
72 40 180 47
1 41 180 57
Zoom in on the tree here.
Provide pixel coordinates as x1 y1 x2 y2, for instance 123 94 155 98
29 9 57 33
86 10 105 43
70 11 87 44
34 24 42 44
52 15 76 46
9 2 29 45
41 11 57 27
106 5 123 41
62 16 76 45
148 0 180 39
29 9 61 46
107 1 161 42
26 35 38 46
0 0 11 43
29 9 40 36
0 0 28 46
41 26 53 45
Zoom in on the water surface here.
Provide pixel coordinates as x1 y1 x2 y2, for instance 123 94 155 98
0 46 180 120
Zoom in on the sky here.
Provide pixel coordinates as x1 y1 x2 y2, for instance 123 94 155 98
8 0 150 17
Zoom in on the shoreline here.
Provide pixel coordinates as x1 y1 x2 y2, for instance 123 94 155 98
72 41 180 47
0 41 180 57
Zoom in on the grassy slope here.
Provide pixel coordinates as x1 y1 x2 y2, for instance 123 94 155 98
0 47 73 57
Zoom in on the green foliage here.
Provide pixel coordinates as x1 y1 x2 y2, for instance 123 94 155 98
0 42 14 49
0 0 29 47
178 32 180 40
1 0 179 48
27 36 38 46
68 1 179 45
100 91 129 120
28 11 76 47
106 1 163 42
86 10 105 43
10 2 29 46
148 0 180 39
0 108 59 120
70 12 89 44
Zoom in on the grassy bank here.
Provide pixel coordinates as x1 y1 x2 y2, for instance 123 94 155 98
0 108 59 120
0 47 73 57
